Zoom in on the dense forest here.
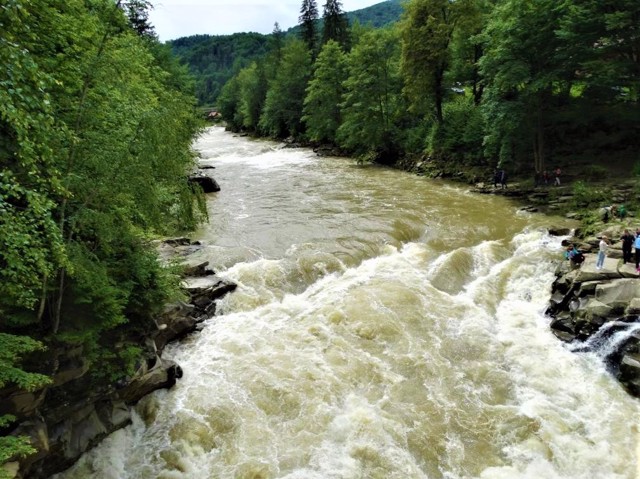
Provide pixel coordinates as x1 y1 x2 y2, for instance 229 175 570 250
0 0 203 470
168 0 403 106
215 0 639 178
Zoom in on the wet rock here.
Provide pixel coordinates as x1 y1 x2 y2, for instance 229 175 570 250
548 246 640 399
618 353 640 396
116 360 182 404
188 172 221 193
549 227 572 236
181 259 212 277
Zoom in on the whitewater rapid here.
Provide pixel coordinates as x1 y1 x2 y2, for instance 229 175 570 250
54 127 639 479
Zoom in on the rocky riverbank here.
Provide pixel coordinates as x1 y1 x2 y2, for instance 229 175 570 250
395 154 640 397
2 239 236 479
546 231 640 397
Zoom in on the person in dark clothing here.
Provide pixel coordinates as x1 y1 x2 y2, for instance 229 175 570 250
493 169 507 189
621 229 634 264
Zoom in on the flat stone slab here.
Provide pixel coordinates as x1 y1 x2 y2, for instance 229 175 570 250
574 255 622 282
619 262 639 278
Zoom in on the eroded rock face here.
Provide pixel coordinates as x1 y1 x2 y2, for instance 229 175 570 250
548 250 640 396
5 241 237 479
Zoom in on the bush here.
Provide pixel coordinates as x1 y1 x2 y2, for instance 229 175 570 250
572 180 610 207
426 98 485 165
582 164 609 181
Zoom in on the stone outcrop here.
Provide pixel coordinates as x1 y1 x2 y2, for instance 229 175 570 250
2 239 236 479
188 170 221 193
547 240 640 396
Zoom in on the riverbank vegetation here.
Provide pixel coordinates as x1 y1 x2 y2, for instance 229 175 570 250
212 0 638 182
0 0 204 469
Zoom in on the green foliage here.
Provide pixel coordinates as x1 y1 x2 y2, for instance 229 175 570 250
0 434 36 471
260 39 312 138
0 1 67 311
400 0 475 123
170 33 270 106
0 334 51 391
237 62 268 132
322 0 350 49
299 0 320 52
582 165 609 182
346 0 403 29
217 76 243 131
89 344 145 383
303 40 348 143
427 97 485 164
337 28 403 162
571 180 610 208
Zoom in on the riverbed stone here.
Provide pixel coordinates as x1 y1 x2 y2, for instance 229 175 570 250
626 298 640 316
619 262 638 278
595 279 640 310
574 298 613 322
574 255 621 282
618 353 640 395
188 171 220 193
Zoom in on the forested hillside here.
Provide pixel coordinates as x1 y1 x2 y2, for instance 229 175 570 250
169 0 403 106
218 0 640 180
171 33 271 106
0 0 203 471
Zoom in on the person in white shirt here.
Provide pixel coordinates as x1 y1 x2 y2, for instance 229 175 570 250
596 235 608 270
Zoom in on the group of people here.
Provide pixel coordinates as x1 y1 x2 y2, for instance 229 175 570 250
619 229 640 271
566 229 640 272
535 168 562 187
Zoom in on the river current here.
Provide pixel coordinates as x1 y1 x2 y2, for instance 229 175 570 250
56 127 639 479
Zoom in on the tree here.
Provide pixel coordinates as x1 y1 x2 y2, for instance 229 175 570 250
237 61 268 132
299 0 319 52
338 28 403 162
400 0 472 124
260 39 312 138
322 0 350 49
303 40 348 142
449 0 494 105
480 0 571 174
218 76 243 131
119 0 157 38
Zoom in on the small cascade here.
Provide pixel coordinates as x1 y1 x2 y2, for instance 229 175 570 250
568 319 640 365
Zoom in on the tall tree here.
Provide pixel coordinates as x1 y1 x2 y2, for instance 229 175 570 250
119 0 156 38
322 0 350 48
260 39 312 138
338 28 403 162
480 0 576 174
303 40 348 142
400 0 472 124
237 61 269 132
299 0 319 52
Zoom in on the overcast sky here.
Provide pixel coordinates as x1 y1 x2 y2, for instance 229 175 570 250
149 1 387 41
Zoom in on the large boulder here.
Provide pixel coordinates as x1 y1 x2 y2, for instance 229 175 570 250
188 171 220 193
595 279 640 311
618 352 640 396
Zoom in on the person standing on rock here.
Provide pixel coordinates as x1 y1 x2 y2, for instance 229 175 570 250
596 235 608 270
621 229 634 264
554 167 561 186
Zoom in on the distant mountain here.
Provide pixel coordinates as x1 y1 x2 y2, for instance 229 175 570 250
348 0 403 29
171 32 270 105
168 1 404 107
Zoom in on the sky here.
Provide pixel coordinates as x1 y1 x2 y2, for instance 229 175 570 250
148 1 386 41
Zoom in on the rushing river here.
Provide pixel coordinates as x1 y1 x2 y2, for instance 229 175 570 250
56 127 639 479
